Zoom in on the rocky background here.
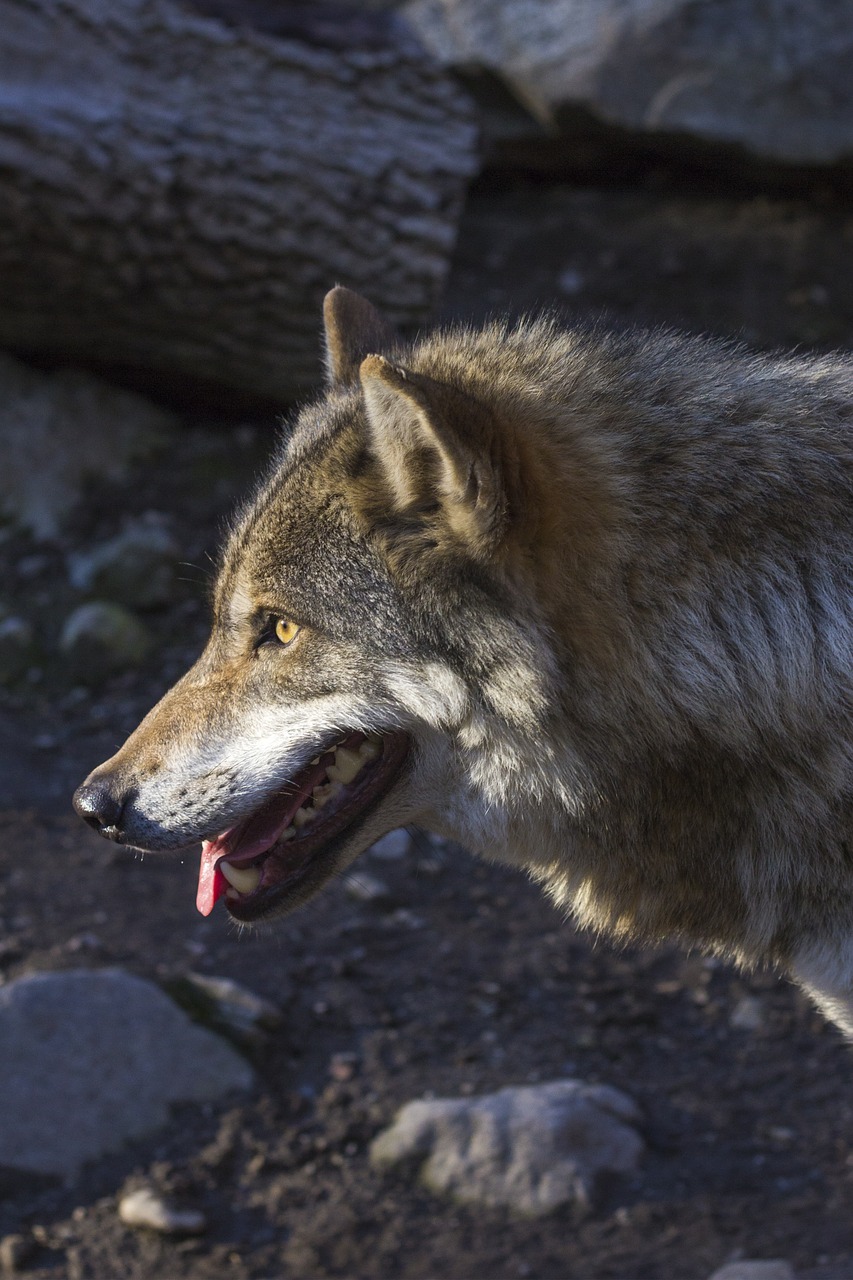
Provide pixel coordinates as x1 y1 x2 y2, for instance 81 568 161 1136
1 2 853 1278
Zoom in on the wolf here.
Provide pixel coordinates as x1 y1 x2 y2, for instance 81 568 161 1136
74 286 853 1037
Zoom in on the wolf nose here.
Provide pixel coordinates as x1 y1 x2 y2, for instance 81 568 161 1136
72 779 125 839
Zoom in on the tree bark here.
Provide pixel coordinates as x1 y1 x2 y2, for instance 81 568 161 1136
0 0 478 404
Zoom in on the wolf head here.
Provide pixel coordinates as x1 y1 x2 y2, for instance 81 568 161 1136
73 289 573 923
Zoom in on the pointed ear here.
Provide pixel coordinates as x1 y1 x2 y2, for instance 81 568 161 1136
323 286 401 387
358 355 506 556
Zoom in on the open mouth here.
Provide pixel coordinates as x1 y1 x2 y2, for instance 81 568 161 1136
196 729 410 922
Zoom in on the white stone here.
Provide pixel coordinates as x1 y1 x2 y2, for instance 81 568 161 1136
729 995 766 1031
370 1079 643 1216
118 1187 206 1235
343 871 391 903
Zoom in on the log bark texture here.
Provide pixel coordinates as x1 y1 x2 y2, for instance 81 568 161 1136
0 0 478 403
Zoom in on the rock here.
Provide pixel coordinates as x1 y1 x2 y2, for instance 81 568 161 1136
729 994 766 1031
0 1232 36 1272
709 1262 796 1280
343 871 391 903
0 969 254 1176
0 354 173 539
59 601 152 681
68 515 178 610
118 1186 206 1235
0 616 35 684
370 1078 643 1216
369 829 411 861
166 972 282 1051
403 0 853 167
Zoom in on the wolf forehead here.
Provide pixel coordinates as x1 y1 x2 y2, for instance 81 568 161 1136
211 396 455 657
216 457 401 640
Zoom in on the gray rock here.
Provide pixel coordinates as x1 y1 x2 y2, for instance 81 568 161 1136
0 1232 36 1272
166 972 282 1050
343 871 391 903
0 354 174 539
729 994 767 1031
370 1078 643 1216
0 616 34 683
709 1262 796 1280
369 829 411 861
68 515 178 610
403 0 853 166
118 1186 206 1235
59 601 152 680
0 969 254 1176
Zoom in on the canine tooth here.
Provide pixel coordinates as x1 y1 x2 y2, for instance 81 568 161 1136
293 806 316 828
281 826 296 840
328 746 365 784
220 861 261 893
358 740 381 762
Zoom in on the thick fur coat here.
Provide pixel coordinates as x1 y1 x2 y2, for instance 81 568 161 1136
75 289 853 1036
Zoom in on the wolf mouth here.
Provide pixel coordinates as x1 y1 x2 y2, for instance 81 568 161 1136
196 730 410 921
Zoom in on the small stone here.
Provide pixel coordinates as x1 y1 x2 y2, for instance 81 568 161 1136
343 871 390 903
415 854 444 876
166 972 282 1050
0 1232 36 1271
708 1262 795 1280
68 516 178 610
0 617 34 683
730 995 766 1031
118 1187 206 1235
371 1079 643 1217
59 601 152 681
329 1051 359 1082
369 829 411 861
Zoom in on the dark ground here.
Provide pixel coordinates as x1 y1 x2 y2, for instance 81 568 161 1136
2 172 853 1279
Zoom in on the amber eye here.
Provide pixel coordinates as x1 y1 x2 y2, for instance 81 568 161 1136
274 618 300 646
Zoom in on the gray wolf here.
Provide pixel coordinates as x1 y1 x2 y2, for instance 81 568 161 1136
75 287 853 1037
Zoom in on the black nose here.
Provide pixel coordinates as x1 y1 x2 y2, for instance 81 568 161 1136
72 779 125 839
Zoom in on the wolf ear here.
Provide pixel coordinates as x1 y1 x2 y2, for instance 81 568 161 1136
358 354 505 556
323 286 401 387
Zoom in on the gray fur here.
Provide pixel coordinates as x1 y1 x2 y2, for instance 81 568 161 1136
76 291 853 1036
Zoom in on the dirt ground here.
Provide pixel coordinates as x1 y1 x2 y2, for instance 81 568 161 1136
2 173 853 1280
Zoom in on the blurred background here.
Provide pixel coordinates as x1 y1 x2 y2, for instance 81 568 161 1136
0 2 852 1277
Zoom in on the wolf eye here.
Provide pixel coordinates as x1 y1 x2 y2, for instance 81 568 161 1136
274 618 300 646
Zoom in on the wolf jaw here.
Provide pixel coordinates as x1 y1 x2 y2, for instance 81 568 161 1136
198 729 410 921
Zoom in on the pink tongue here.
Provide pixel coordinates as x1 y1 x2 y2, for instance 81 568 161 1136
193 786 310 917
193 735 366 917
196 841 227 917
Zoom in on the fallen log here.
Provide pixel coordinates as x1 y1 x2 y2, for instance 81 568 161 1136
0 0 478 405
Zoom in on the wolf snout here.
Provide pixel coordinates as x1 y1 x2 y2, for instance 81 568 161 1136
73 774 127 841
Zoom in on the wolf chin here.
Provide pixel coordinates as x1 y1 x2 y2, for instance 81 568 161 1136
75 286 853 1038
